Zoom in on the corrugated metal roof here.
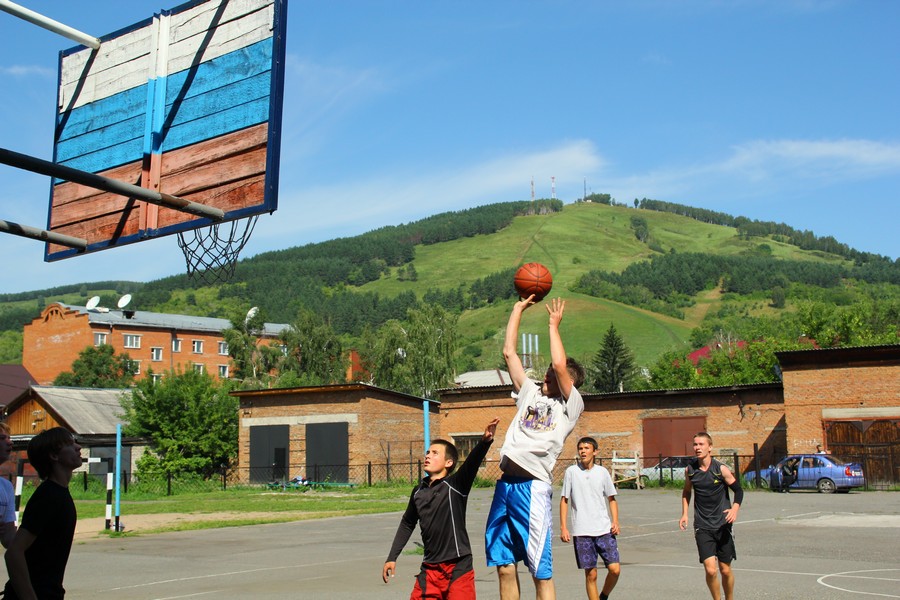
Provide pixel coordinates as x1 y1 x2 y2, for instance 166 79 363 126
31 386 130 434
59 303 289 337
454 370 512 388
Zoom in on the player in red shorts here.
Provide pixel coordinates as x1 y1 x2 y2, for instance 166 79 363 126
383 418 499 599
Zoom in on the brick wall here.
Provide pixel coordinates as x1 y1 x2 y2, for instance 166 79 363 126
781 354 900 453
23 304 93 384
235 386 439 478
438 384 786 473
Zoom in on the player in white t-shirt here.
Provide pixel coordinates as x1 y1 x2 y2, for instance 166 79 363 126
561 437 620 600
486 295 585 600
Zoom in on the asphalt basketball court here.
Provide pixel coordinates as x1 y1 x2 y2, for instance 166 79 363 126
64 487 899 599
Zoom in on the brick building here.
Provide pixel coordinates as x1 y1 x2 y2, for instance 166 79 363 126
436 382 786 481
232 384 439 484
776 344 900 483
23 302 288 384
226 345 899 486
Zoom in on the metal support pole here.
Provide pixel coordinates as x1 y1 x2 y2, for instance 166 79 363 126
0 0 101 49
0 219 87 249
0 148 225 221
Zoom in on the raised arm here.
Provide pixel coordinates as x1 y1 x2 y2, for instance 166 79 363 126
454 418 500 492
546 298 574 399
503 296 535 392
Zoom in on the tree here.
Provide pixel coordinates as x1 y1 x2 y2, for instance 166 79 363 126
121 369 238 477
362 304 458 398
53 344 135 388
277 309 347 385
222 308 284 388
590 324 638 392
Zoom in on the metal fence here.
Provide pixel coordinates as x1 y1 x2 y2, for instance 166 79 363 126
12 445 893 499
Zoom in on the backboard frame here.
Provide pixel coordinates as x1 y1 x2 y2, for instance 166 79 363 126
44 0 287 262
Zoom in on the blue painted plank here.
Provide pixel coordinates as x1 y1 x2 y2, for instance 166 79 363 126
164 39 272 104
56 85 147 141
163 97 270 152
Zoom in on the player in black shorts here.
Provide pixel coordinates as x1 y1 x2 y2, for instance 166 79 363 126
679 432 743 600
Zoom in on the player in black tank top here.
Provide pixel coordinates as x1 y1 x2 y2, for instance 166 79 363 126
679 433 743 600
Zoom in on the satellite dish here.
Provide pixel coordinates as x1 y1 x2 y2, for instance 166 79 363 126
245 306 259 323
117 294 132 309
85 296 101 310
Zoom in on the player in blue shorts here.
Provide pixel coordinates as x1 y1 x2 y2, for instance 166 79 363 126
560 437 620 600
486 295 585 600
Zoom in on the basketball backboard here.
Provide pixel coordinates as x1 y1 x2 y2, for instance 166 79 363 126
45 0 287 262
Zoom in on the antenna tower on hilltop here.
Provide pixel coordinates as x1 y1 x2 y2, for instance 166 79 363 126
551 176 556 200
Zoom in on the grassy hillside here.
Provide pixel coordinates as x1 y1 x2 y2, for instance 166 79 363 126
2 201 873 371
357 202 852 369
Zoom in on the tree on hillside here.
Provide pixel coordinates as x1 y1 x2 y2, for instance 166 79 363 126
362 303 458 398
53 344 135 388
121 369 238 477
589 324 638 392
278 309 347 385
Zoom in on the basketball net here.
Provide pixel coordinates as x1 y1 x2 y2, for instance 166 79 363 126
177 215 258 285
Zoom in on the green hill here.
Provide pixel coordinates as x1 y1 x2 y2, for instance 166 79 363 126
2 200 895 372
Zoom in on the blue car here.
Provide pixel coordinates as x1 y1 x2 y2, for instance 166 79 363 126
745 454 865 493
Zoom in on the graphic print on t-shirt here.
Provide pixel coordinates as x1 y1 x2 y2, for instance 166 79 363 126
521 400 557 432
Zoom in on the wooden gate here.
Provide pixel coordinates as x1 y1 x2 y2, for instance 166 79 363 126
825 420 899 488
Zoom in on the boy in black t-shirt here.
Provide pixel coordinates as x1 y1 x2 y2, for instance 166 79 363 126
5 428 82 600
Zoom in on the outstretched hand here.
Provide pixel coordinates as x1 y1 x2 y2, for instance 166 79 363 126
545 297 566 327
483 418 501 441
514 294 536 312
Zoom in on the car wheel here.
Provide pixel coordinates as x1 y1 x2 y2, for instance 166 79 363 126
817 478 836 493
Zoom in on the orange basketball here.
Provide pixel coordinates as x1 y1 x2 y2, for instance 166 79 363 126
513 262 553 301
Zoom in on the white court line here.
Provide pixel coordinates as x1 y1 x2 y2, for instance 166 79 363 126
619 511 824 539
631 562 900 597
154 591 223 600
100 554 386 592
818 569 900 598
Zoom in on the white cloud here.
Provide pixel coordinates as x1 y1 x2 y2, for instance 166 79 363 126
0 65 54 78
601 138 900 203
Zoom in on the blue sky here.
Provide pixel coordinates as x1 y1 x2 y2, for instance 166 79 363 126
1 0 898 294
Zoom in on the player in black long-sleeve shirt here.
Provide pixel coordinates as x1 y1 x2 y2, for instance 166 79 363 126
383 418 499 599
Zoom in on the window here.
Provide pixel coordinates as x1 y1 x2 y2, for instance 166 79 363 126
280 344 288 356
172 338 182 353
94 332 108 346
218 365 229 378
452 435 483 462
218 341 229 355
151 373 164 383
151 347 163 361
129 360 141 375
193 363 205 374
192 340 203 354
123 334 141 349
